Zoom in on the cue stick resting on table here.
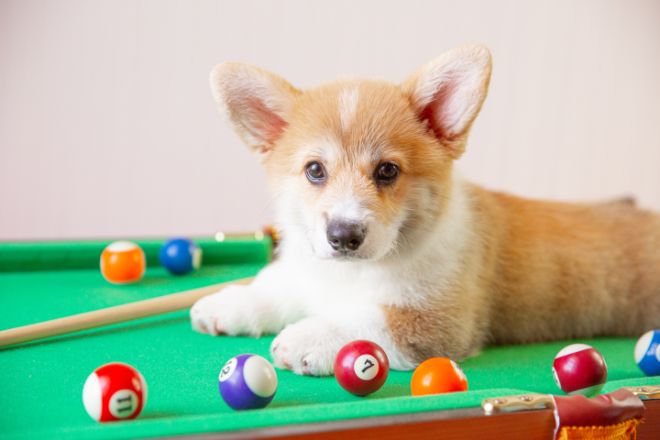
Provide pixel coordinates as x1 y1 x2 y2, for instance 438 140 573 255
0 277 253 349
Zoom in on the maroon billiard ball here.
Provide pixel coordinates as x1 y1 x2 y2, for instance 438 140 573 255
552 344 608 397
334 340 389 396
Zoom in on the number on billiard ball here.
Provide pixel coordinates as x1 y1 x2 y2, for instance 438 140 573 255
159 238 202 275
552 344 608 396
634 329 660 376
334 340 389 396
100 241 146 284
410 357 468 396
82 362 147 422
218 354 278 410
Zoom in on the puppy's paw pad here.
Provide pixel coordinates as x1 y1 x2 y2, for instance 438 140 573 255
270 319 344 376
189 285 263 336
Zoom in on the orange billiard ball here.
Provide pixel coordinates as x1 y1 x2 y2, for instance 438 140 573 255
410 357 468 396
100 241 146 284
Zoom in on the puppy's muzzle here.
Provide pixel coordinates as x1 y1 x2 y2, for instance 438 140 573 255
326 220 366 252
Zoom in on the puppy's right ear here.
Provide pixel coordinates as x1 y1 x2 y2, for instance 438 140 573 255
210 63 300 153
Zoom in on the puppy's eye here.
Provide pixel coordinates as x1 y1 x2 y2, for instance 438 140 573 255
305 161 327 184
374 162 400 185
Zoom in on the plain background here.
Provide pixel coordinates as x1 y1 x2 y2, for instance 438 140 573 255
1 0 659 240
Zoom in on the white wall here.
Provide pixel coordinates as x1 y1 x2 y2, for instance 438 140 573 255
1 0 659 240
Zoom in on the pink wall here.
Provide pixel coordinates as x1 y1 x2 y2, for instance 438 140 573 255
1 0 659 240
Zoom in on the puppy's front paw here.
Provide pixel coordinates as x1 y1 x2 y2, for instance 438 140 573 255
190 285 270 337
270 318 346 376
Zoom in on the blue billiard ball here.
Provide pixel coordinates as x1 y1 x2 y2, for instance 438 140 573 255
635 329 660 376
159 238 202 275
218 354 277 410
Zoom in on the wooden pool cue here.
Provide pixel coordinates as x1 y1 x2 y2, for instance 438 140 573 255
216 226 280 247
0 277 253 349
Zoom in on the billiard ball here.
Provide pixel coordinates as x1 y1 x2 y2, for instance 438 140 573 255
218 354 277 410
82 362 147 422
634 329 660 376
159 238 202 275
410 357 468 396
333 340 389 396
552 343 608 396
100 241 146 284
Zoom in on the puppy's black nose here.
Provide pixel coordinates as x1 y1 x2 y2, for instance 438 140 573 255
326 220 366 251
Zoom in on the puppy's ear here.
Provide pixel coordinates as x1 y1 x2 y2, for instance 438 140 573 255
210 63 300 153
402 45 492 158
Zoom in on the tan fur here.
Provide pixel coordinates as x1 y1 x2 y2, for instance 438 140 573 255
263 80 453 232
210 44 660 365
386 188 660 362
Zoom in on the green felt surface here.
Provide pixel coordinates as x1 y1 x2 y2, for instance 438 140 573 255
0 237 270 272
0 239 651 439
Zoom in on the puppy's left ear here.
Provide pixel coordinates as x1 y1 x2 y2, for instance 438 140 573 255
210 63 300 153
402 44 492 158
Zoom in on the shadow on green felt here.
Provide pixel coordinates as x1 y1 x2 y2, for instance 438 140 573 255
137 411 182 420
371 383 410 398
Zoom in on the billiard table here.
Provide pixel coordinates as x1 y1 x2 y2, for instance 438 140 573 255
1 237 658 439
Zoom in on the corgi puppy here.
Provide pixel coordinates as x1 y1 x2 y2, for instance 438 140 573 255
191 44 660 376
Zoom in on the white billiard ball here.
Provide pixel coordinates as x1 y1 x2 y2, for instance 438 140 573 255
634 330 660 376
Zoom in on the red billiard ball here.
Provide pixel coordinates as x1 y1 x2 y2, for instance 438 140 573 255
334 340 389 396
410 357 468 396
552 344 608 397
82 362 147 422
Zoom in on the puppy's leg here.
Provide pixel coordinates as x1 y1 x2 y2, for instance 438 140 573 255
383 284 489 364
190 261 304 337
270 305 416 376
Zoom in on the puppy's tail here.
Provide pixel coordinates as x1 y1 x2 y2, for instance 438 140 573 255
600 195 637 208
